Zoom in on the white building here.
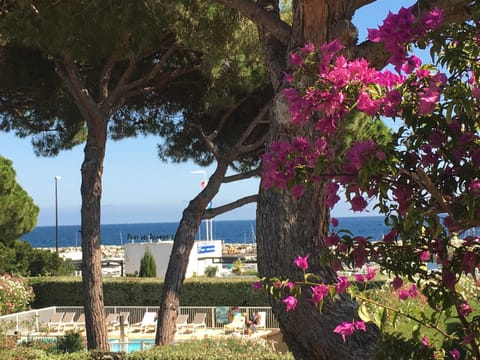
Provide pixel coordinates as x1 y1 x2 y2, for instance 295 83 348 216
124 240 223 278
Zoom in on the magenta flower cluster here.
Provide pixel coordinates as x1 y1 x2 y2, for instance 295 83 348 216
259 4 480 356
368 6 444 71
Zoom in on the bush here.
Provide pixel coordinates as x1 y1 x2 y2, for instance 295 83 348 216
57 331 85 353
204 265 218 277
0 274 34 315
139 249 156 278
0 241 66 276
232 260 243 275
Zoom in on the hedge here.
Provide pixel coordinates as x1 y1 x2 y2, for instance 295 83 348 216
28 277 270 307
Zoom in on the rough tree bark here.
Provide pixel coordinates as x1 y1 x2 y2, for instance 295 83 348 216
57 55 110 351
219 0 471 359
80 123 109 351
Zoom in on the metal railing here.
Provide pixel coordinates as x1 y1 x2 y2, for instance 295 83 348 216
0 305 279 335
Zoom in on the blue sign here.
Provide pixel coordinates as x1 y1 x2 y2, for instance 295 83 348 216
198 243 215 254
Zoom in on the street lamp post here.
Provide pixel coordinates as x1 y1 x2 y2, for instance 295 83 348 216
54 176 61 253
191 170 212 241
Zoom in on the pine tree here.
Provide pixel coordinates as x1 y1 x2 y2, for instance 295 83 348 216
139 248 156 278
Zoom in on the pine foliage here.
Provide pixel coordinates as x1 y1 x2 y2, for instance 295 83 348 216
139 248 157 278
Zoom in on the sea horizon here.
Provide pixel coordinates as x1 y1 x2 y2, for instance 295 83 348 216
21 216 390 249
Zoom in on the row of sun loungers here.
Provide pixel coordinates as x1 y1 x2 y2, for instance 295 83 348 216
43 311 259 335
175 313 207 334
44 311 129 333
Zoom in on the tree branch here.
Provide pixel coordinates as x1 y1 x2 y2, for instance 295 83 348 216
214 95 250 138
353 0 472 69
234 99 271 153
57 55 105 131
217 0 291 45
191 122 221 160
203 194 258 219
223 167 261 183
99 55 117 102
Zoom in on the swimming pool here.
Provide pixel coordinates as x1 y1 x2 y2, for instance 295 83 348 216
109 339 155 352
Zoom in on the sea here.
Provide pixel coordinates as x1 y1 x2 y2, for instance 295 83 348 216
20 216 390 249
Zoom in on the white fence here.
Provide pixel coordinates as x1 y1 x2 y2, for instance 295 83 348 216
0 305 278 335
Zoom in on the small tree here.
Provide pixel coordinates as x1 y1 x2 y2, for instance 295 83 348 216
232 259 243 275
204 265 218 278
139 248 156 278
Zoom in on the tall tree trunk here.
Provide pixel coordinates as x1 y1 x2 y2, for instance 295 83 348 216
81 122 109 351
257 97 380 360
254 1 380 358
155 164 228 345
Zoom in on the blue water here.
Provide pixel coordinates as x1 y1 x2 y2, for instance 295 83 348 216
109 339 154 352
20 217 389 249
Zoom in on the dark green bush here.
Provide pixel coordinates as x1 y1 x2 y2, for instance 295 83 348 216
57 331 85 353
138 249 156 278
0 240 67 276
204 265 218 277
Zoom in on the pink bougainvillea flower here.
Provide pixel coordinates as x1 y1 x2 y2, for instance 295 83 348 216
418 85 441 115
333 321 355 342
283 72 295 84
398 288 409 300
324 234 340 247
365 266 377 281
357 91 380 115
421 7 444 30
285 281 295 289
324 182 341 209
354 273 365 282
335 276 349 293
294 254 309 271
401 55 422 74
333 320 366 342
291 184 305 199
290 52 304 67
459 302 473 317
383 229 398 243
252 281 263 289
408 284 418 298
462 334 474 346
330 217 339 227
354 320 367 332
421 335 430 347
419 251 430 261
449 349 460 360
311 284 330 306
350 195 368 212
391 276 403 290
282 296 298 311
301 41 315 54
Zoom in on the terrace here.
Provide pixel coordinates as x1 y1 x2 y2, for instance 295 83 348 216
0 306 284 352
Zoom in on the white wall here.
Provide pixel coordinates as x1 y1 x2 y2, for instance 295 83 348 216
124 240 222 278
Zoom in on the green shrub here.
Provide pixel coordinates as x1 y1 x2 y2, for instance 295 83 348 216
57 331 85 353
0 241 66 276
139 249 156 278
204 265 218 277
232 260 243 275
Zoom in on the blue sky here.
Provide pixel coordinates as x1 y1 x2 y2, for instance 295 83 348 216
0 0 415 226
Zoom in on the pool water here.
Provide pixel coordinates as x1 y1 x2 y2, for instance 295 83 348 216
109 339 155 352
